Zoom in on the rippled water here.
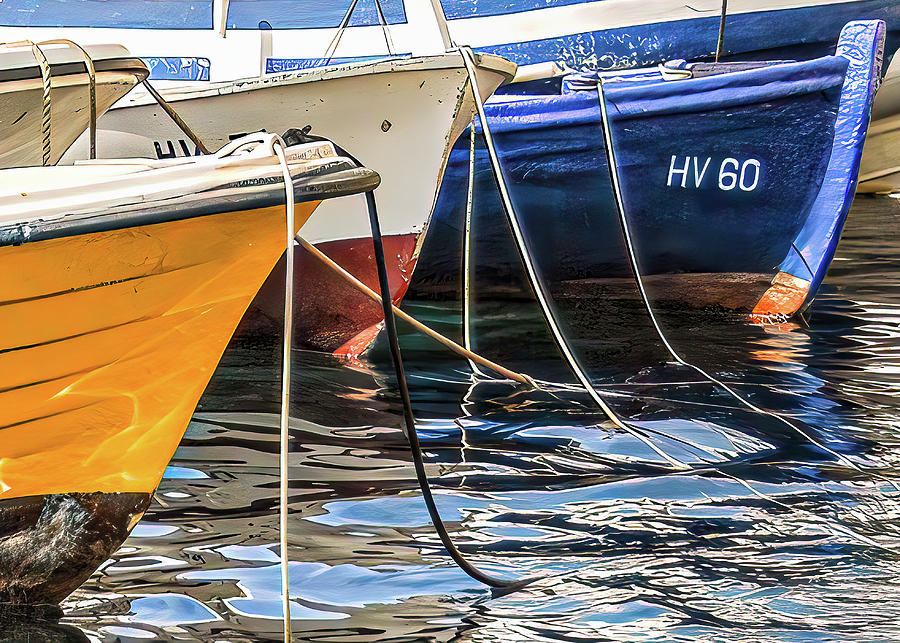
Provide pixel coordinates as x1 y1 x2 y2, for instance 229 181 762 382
26 196 900 642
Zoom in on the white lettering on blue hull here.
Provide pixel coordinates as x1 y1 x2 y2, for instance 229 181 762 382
667 156 761 191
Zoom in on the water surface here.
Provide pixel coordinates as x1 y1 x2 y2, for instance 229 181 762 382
44 196 900 642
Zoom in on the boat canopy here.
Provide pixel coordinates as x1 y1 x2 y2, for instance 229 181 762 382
226 0 406 30
1 0 407 29
0 0 213 28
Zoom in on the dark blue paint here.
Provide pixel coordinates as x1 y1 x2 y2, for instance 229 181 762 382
781 20 885 306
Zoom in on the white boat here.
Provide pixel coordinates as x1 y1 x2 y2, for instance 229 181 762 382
858 56 900 193
1 1 516 356
0 42 147 167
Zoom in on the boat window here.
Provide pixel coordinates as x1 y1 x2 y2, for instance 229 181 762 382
442 0 592 20
0 0 212 28
226 0 406 29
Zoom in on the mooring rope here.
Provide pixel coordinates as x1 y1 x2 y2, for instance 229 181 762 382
272 129 528 590
1 39 88 165
372 0 396 57
3 40 54 165
462 116 488 378
295 235 533 384
37 39 97 159
273 138 295 642
32 43 52 166
323 0 360 65
595 78 900 492
364 188 525 589
458 46 690 470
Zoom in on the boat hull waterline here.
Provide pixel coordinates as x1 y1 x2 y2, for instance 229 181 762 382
412 21 884 322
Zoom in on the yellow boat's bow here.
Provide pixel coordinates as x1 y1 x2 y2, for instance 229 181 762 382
0 133 378 605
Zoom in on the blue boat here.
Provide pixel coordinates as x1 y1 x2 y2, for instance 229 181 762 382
412 20 885 321
437 0 899 72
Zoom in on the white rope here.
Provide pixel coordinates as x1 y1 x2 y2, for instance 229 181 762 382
462 115 487 378
272 138 294 643
38 39 96 159
595 78 899 491
323 0 360 64
32 43 51 166
0 38 99 162
715 0 728 62
372 0 396 57
457 46 688 470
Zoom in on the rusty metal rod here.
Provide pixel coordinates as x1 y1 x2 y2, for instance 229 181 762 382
296 236 534 386
142 79 211 155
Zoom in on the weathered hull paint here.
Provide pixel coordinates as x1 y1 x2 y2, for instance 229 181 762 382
240 232 420 355
0 492 149 605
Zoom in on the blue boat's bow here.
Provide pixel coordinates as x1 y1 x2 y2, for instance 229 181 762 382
756 19 886 321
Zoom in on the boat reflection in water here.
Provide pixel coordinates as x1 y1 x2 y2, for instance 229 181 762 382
0 132 378 606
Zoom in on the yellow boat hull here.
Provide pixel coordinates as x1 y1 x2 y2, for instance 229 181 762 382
0 200 317 603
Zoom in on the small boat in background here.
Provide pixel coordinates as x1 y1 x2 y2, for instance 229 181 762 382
858 54 900 193
414 20 885 321
0 1 517 358
433 0 900 193
0 41 147 167
435 0 900 71
0 132 379 605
